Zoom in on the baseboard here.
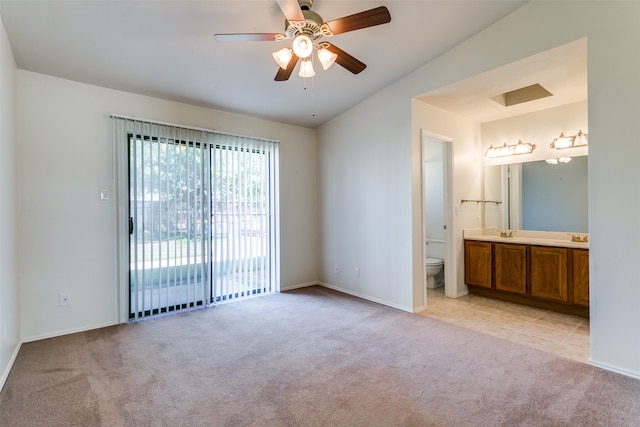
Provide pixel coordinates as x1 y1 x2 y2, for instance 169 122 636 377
0 342 22 392
318 282 414 313
413 304 426 313
589 359 640 380
456 289 470 298
22 320 119 344
280 281 319 291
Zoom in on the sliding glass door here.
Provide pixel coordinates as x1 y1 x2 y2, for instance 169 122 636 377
210 140 277 303
129 135 210 318
116 117 279 320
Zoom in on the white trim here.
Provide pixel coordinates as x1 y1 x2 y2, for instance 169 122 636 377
421 130 456 304
454 289 470 298
280 281 319 291
413 304 426 313
318 282 414 313
421 130 454 144
21 321 119 344
589 360 640 380
0 342 21 391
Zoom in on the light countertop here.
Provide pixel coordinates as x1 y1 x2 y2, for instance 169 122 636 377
463 228 589 249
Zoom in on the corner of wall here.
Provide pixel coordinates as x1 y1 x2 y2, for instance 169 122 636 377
0 10 22 392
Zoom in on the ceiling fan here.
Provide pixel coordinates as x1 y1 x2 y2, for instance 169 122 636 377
214 0 391 81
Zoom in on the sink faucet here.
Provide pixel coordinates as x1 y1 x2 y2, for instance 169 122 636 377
499 230 513 238
569 234 589 243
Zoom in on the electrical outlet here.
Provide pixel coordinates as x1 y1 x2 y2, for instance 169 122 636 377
59 293 71 306
354 267 360 278
334 264 340 274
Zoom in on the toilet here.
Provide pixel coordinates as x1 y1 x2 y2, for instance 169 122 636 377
425 257 444 289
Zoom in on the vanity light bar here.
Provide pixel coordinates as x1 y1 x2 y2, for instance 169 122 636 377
550 130 588 150
485 139 535 158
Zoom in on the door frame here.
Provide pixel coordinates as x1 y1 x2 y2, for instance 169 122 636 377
421 130 455 305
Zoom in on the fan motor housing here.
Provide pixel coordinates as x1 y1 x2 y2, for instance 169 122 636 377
284 8 324 40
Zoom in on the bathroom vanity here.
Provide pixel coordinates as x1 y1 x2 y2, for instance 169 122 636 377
463 229 589 318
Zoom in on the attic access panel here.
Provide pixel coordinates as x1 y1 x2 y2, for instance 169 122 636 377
491 83 553 107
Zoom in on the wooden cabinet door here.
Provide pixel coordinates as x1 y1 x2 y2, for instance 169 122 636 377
573 249 589 306
464 240 492 288
530 246 568 302
494 243 527 294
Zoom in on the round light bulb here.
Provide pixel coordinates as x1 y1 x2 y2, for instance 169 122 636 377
292 34 313 59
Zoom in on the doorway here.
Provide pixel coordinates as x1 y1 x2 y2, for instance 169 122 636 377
421 131 455 306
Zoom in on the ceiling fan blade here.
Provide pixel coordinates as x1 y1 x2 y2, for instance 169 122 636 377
275 54 300 81
276 0 305 22
324 6 391 35
325 43 366 74
214 33 281 42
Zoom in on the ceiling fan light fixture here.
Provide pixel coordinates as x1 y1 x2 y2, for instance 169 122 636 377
272 48 293 69
292 34 314 59
317 47 337 70
214 3 392 82
298 58 315 78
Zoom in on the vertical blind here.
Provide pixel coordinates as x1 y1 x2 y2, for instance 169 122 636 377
113 115 279 321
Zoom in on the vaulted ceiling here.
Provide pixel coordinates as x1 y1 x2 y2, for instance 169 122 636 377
1 1 556 128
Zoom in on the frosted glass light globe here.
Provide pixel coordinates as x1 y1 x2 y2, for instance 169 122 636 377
292 34 313 59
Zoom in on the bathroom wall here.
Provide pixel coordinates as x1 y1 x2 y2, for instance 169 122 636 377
482 101 588 231
482 101 588 166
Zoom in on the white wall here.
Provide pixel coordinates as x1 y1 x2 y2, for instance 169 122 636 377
0 14 20 388
316 57 481 310
17 71 318 341
318 1 640 378
482 101 588 166
316 82 414 311
412 101 482 301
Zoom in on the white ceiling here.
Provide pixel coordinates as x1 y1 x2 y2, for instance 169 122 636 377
417 38 588 123
1 0 569 129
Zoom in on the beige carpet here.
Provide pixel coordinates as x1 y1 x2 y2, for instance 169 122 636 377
2 286 640 426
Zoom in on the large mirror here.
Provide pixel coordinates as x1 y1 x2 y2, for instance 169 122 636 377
484 156 588 232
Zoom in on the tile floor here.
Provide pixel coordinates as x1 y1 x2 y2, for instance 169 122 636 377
418 286 590 363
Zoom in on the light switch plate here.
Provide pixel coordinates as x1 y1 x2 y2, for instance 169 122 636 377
100 188 110 201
